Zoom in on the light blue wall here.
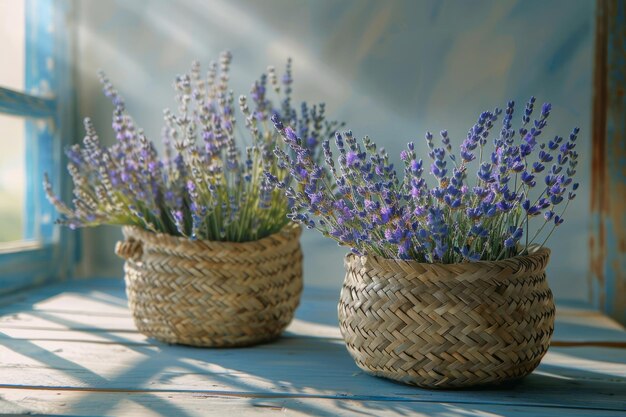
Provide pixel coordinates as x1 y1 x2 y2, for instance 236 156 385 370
76 0 594 301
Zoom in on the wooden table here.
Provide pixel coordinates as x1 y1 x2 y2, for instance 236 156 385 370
1 279 625 416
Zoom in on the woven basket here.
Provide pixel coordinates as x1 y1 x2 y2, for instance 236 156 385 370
339 247 555 388
114 223 303 347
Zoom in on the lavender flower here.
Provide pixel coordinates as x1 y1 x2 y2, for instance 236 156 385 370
44 52 343 242
269 98 580 263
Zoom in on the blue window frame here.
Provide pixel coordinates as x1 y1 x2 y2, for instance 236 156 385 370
0 0 76 294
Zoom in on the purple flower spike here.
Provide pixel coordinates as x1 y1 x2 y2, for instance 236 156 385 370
346 151 359 166
271 113 284 130
380 206 392 224
284 127 298 144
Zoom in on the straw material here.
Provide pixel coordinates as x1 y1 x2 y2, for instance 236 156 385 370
339 248 555 388
115 223 303 347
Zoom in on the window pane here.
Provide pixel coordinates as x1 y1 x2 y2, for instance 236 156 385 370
0 113 25 243
0 0 25 92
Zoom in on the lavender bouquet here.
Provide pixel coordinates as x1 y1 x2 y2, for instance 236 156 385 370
44 51 342 242
268 98 579 263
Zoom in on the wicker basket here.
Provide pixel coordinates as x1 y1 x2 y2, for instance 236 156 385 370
339 247 555 388
114 223 303 347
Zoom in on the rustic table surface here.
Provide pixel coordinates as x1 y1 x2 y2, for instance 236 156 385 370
0 279 625 416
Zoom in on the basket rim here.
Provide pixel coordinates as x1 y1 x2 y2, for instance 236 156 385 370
345 245 550 276
121 221 301 250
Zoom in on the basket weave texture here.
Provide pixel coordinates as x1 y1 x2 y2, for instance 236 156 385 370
115 223 303 347
339 248 554 388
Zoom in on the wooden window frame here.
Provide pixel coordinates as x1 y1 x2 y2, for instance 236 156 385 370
0 0 76 294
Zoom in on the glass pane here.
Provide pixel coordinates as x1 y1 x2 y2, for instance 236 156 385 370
0 0 25 91
0 113 25 243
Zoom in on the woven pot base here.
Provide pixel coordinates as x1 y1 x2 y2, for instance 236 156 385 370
115 223 303 347
339 248 555 388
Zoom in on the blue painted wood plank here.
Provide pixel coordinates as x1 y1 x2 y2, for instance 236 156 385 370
0 244 63 295
1 391 623 417
0 87 56 118
24 0 56 242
